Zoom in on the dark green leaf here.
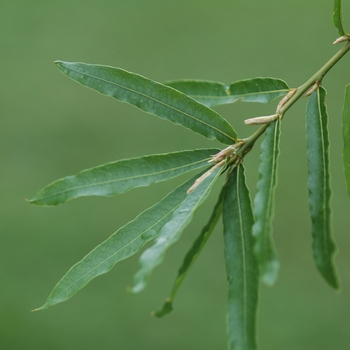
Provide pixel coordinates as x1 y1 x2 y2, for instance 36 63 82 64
252 120 281 286
29 149 218 206
154 189 224 318
223 165 259 350
333 0 346 36
132 166 222 293
33 174 202 310
343 84 350 199
306 87 339 289
166 78 290 107
55 61 237 144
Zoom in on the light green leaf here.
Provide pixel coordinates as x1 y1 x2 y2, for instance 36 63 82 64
132 166 222 293
229 78 289 104
252 120 281 286
306 87 339 289
333 0 346 36
33 174 202 310
165 80 233 107
342 84 350 199
223 165 259 350
29 149 218 206
55 61 237 144
154 189 224 318
165 78 290 107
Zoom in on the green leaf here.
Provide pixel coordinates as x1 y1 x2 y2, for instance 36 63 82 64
342 84 350 199
55 61 237 144
154 188 224 318
252 120 281 286
165 80 233 107
333 0 346 36
223 165 259 350
29 149 219 206
165 78 290 107
229 78 289 104
33 174 202 310
132 166 222 293
306 87 339 289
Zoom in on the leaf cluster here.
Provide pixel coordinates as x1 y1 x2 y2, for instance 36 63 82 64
30 1 350 348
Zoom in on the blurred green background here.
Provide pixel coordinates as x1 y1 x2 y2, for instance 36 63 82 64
1 1 350 349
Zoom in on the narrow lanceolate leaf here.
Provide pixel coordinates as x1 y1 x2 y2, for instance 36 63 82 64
132 166 221 293
29 149 219 206
342 84 350 199
34 174 202 310
154 189 224 318
223 165 259 350
55 61 237 144
252 119 281 286
165 78 290 107
306 87 339 289
333 0 346 36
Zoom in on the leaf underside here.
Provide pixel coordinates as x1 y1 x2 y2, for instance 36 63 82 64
34 172 207 310
306 87 339 289
55 61 237 144
132 166 222 293
252 120 281 286
333 0 347 36
342 84 350 199
165 78 290 107
223 165 259 350
29 148 219 206
154 188 224 317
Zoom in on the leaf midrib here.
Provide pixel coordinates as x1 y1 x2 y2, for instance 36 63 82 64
236 167 248 345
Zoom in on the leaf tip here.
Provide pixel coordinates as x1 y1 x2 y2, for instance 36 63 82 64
152 299 173 318
260 260 280 286
127 282 145 294
322 270 341 290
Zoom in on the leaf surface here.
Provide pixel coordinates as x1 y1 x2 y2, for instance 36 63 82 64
30 149 218 206
342 84 350 199
55 61 237 144
132 166 222 293
165 78 289 107
154 189 224 317
333 0 346 36
252 120 281 285
306 87 339 289
34 174 202 310
223 165 259 350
